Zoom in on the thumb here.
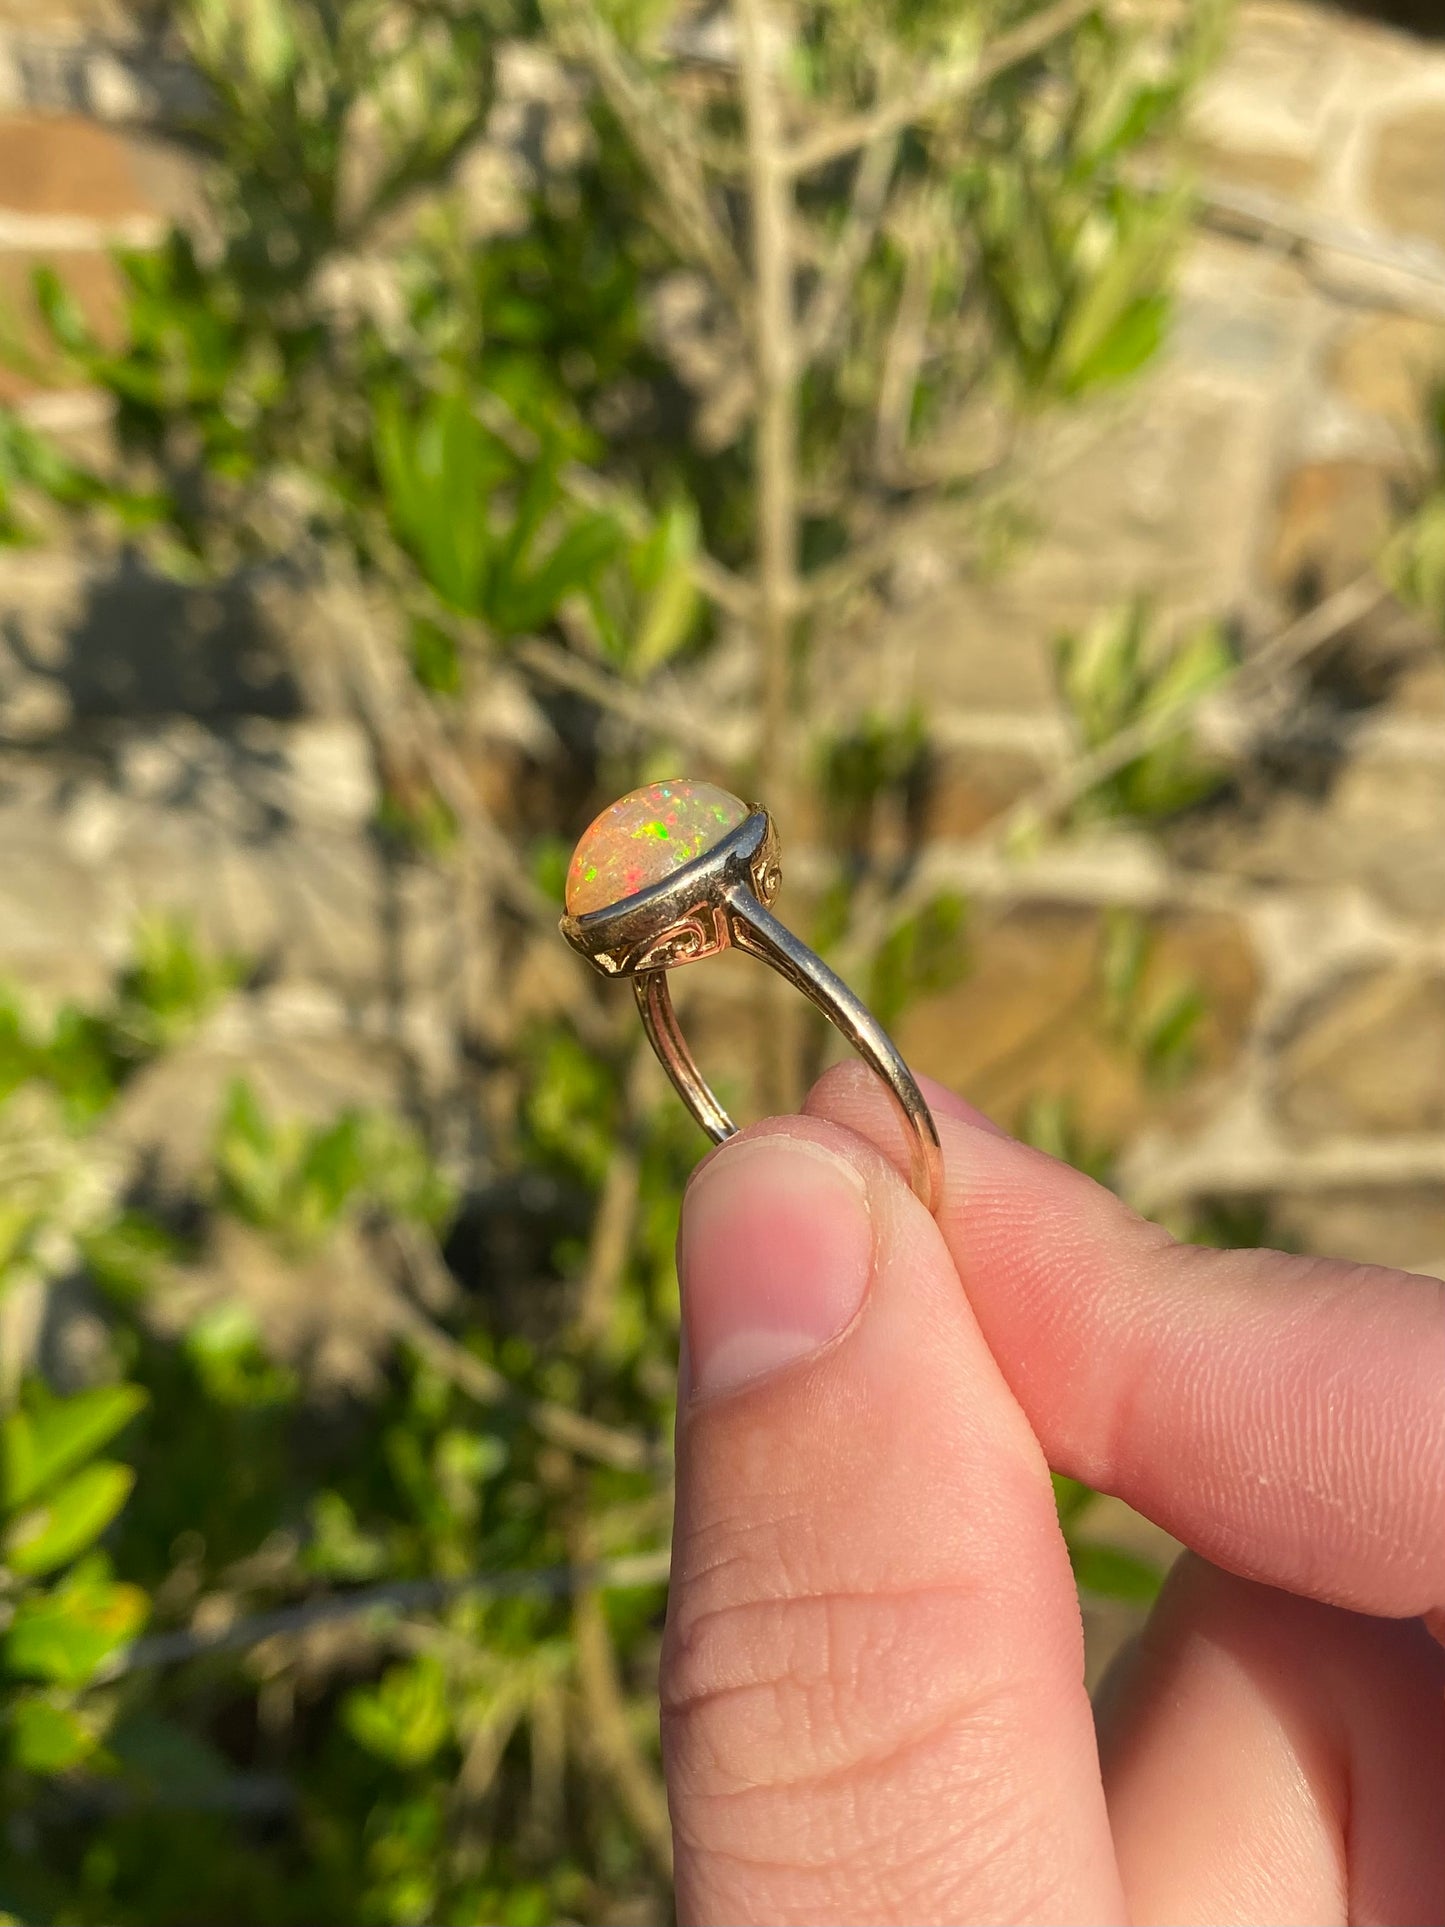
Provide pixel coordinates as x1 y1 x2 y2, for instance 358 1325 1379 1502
662 1119 1123 1926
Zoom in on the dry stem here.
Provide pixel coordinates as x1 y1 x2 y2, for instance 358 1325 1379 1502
737 0 805 1113
787 0 1101 176
386 1223 665 1473
571 1546 675 1880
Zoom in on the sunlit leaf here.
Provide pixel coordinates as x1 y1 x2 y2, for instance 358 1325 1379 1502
3 1384 147 1511
1069 1538 1164 1604
5 1462 136 1577
7 1695 97 1774
5 1564 149 1685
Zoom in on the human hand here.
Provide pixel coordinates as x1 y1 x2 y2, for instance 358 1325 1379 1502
660 1063 1445 1924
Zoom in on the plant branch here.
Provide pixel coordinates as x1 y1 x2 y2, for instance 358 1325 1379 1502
786 0 1101 176
385 1222 666 1474
512 634 719 758
990 572 1388 851
571 1535 675 1880
574 1040 653 1347
873 187 938 481
796 131 899 369
103 1549 673 1678
830 574 1391 975
545 0 752 317
737 0 804 1112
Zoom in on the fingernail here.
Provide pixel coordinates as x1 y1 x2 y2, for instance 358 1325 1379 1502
677 1134 873 1397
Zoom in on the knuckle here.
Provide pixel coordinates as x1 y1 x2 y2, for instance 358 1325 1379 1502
662 1503 1026 1882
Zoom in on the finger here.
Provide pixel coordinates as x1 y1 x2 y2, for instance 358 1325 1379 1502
806 1062 1445 1617
1099 1555 1445 1925
663 1118 1124 1926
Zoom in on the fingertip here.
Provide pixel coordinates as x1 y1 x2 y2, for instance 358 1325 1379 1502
677 1126 876 1399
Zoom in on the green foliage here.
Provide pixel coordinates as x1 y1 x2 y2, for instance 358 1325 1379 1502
345 1656 453 1769
0 916 240 1126
213 1081 453 1254
867 893 970 1030
1387 386 1445 624
1 1386 150 1780
1052 1475 1163 1604
1097 910 1206 1090
959 4 1226 401
1015 1091 1116 1185
1055 601 1235 823
0 0 1236 1919
3 1384 147 1513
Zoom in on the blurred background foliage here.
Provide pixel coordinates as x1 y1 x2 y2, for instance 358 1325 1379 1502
0 0 1438 1921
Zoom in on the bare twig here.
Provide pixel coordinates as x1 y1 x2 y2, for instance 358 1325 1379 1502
737 0 804 1112
990 572 1388 851
545 0 751 317
574 1041 653 1347
1193 175 1445 313
830 574 1392 973
513 634 717 757
793 491 973 610
104 1550 673 1678
571 1543 675 1879
385 1223 667 1474
786 0 1100 176
873 188 938 480
797 130 899 369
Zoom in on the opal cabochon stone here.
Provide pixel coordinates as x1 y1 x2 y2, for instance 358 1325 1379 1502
565 779 749 917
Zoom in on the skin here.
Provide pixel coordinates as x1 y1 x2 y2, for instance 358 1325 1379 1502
660 1062 1445 1926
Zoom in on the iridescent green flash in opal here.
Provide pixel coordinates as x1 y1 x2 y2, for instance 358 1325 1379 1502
565 779 749 916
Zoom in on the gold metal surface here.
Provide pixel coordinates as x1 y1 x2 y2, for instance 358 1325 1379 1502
560 807 943 1212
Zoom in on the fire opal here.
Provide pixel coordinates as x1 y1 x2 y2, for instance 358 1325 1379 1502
565 779 749 916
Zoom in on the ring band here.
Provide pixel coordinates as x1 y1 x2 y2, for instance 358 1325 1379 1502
559 781 943 1212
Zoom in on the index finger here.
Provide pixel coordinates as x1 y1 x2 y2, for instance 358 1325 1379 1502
808 1063 1445 1619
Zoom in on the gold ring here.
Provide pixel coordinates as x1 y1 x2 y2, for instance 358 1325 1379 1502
559 779 943 1212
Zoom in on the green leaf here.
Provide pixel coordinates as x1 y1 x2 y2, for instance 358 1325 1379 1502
1062 291 1168 394
344 1656 451 1769
3 1383 147 1510
5 1565 149 1686
5 1462 136 1577
31 265 97 360
1069 1538 1163 1604
1052 1473 1096 1529
491 511 624 635
81 1212 177 1306
627 501 701 675
7 1695 96 1774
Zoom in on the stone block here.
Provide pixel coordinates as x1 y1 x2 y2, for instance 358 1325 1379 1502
1275 964 1445 1135
0 553 312 725
109 1031 427 1199
0 246 122 401
1325 313 1445 435
0 4 136 25
0 821 121 976
1267 460 1399 599
1273 1183 1445 1279
920 743 1052 842
892 904 1259 1145
1190 3 1362 185
0 112 154 219
1182 752 1445 918
0 21 202 123
113 813 457 1002
1368 102 1445 251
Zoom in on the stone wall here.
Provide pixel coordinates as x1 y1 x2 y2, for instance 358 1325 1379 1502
5 0 1445 1295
